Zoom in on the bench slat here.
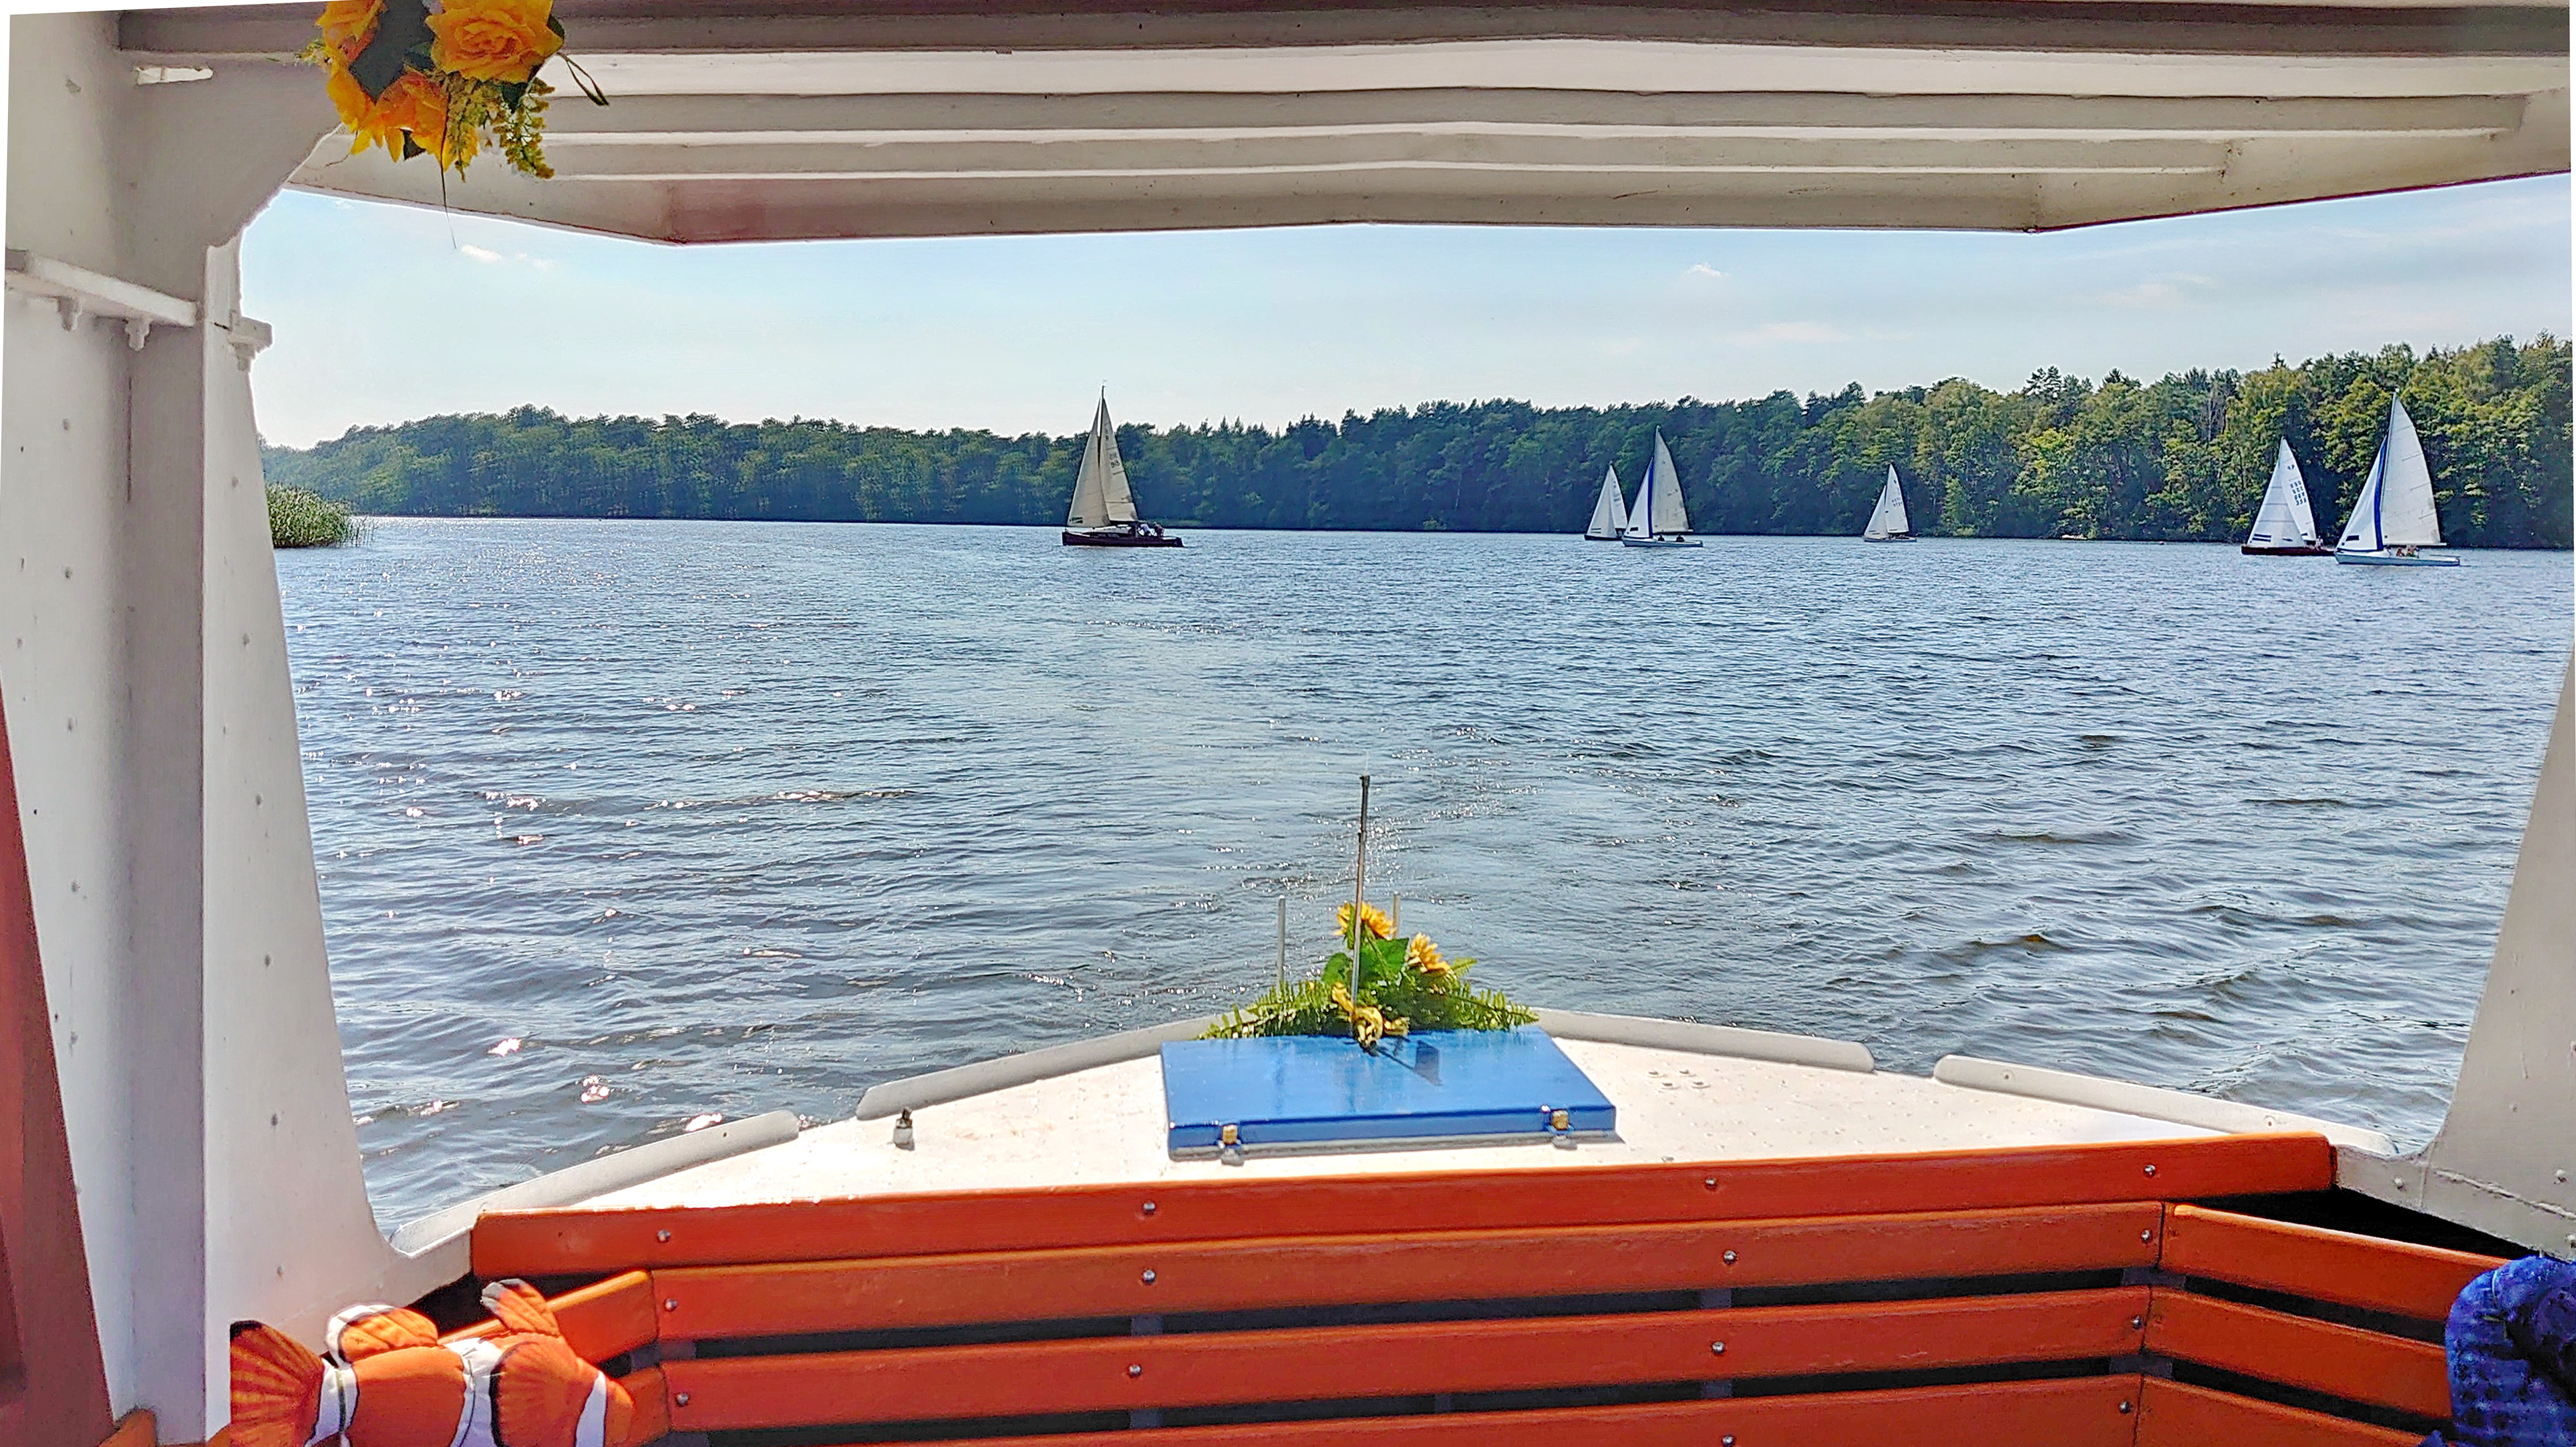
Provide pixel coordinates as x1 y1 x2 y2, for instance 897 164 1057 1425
2146 1291 2449 1420
653 1202 2162 1340
2136 1376 2425 1446
661 1287 2148 1432
476 1133 2329 1276
871 1375 2148 1447
2161 1204 2497 1322
614 1365 668 1444
440 1269 657 1362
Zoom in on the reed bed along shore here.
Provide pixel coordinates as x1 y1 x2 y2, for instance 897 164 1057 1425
267 484 357 548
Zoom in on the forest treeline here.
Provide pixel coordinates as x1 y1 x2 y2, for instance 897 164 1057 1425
265 334 2573 548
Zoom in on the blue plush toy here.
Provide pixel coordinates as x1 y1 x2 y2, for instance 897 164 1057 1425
2433 1255 2576 1446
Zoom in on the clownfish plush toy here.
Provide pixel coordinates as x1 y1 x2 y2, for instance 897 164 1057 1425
230 1279 659 1447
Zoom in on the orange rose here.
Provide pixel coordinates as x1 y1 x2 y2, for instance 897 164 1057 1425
315 0 383 60
347 69 451 160
426 0 562 84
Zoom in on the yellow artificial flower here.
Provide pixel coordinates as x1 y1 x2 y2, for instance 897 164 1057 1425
316 0 383 60
347 70 459 164
324 58 373 130
1335 901 1394 942
1330 983 1407 1052
427 0 563 84
1405 933 1452 975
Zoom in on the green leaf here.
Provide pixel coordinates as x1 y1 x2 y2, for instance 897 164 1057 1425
1357 936 1410 992
348 0 432 98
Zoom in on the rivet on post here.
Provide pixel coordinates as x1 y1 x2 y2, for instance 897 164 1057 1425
1722 1250 1737 1265
1142 1269 1158 1285
1128 1364 1144 1378
656 1229 671 1243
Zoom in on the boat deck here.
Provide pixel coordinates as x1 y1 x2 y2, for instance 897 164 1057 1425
481 1031 2452 1447
583 1037 2356 1210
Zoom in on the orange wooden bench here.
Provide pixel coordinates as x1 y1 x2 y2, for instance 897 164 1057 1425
450 1132 2499 1446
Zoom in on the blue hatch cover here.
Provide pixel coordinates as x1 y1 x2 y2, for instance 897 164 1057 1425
1160 1027 1616 1156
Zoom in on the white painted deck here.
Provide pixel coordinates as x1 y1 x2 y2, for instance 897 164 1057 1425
589 1039 2270 1210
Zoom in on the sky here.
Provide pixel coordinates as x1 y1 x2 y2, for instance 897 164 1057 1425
241 174 2572 450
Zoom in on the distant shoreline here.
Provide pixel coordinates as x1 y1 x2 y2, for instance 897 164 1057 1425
265 333 2573 551
308 514 2569 551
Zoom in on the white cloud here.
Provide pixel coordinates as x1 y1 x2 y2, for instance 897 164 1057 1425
458 244 504 264
1684 263 1726 279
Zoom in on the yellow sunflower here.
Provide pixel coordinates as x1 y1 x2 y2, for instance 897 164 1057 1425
1405 933 1452 975
1335 901 1395 941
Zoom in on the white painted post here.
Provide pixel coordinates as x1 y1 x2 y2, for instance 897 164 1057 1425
1347 776 1371 1009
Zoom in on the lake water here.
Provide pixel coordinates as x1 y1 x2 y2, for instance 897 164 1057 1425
276 521 2571 1227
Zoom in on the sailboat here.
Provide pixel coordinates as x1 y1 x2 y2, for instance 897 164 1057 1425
1863 466 1916 542
1062 395 1181 547
2241 441 2327 556
1583 465 1629 540
1620 432 1704 548
2334 395 2458 567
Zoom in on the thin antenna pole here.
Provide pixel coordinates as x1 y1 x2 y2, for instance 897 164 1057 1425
1392 893 1402 939
1347 775 1372 1012
1275 896 1288 990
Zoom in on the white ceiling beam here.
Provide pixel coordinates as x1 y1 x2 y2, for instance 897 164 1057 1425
287 94 2559 238
230 0 2559 238
537 90 2529 142
517 44 2566 103
536 134 2237 180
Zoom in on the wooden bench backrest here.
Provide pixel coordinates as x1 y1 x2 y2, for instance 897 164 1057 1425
456 1132 2495 1446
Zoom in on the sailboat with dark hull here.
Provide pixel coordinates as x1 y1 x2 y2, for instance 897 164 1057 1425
2242 442 2328 556
1062 397 1181 547
1863 466 1916 542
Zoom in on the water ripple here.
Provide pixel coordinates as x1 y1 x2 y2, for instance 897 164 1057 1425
278 522 2570 1225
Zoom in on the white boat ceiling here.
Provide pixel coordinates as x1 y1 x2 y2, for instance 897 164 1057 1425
122 0 2571 242
588 1038 2391 1211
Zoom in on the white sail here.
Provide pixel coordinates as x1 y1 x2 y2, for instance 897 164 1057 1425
1863 467 1911 540
2336 450 2385 554
1585 466 1629 538
1623 432 1692 538
2376 395 2442 546
1065 397 1138 529
2246 441 2317 547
